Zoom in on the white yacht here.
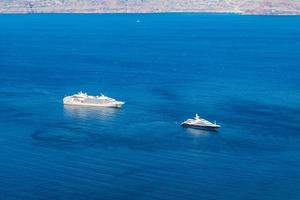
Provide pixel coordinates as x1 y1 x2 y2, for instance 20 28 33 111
181 114 221 130
63 92 125 108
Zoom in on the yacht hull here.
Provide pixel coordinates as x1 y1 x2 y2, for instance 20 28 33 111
181 123 220 131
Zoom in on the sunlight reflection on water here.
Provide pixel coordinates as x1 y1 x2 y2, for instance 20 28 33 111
63 105 118 120
185 127 216 138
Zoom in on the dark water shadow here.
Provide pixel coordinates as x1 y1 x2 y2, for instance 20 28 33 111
30 119 188 152
220 99 300 136
0 105 36 124
150 87 180 101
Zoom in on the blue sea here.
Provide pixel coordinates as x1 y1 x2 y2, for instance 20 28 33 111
0 14 300 200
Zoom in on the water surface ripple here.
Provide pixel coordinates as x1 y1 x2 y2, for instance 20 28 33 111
0 14 300 200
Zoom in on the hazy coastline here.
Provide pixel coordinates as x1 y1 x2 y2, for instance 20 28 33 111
0 0 300 15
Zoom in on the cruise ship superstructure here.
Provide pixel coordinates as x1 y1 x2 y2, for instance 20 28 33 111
63 92 125 108
181 114 221 130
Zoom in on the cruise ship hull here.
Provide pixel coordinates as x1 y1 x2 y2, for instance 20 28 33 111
63 101 124 108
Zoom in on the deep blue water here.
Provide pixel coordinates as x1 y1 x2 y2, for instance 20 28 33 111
0 14 300 200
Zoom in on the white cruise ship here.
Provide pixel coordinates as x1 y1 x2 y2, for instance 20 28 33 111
63 92 125 108
181 114 221 130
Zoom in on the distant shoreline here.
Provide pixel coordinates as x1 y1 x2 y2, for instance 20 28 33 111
0 11 299 16
1 0 300 16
